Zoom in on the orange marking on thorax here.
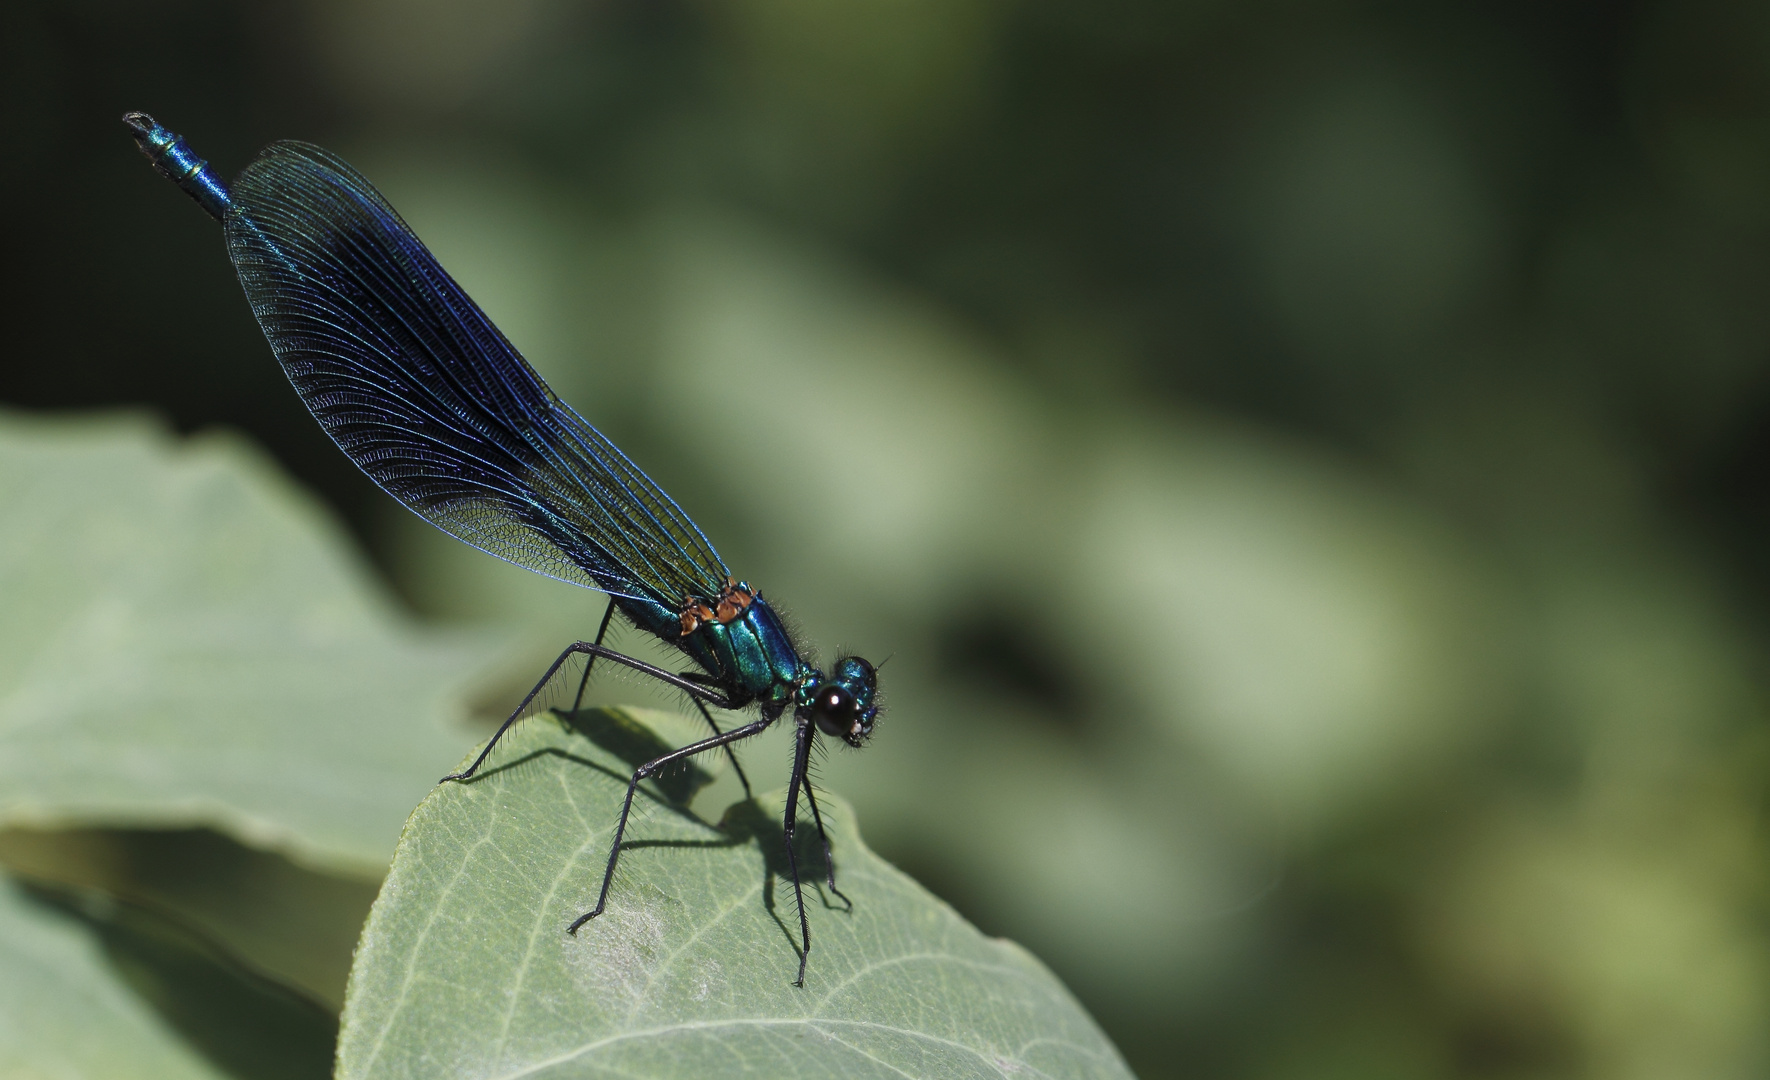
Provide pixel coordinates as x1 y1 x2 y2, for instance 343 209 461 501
678 578 753 636
678 598 716 636
714 578 754 624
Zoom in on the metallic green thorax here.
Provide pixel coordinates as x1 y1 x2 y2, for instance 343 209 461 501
616 589 810 708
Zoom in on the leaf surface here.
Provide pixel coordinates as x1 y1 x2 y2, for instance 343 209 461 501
338 712 1131 1079
0 411 507 873
0 826 380 1011
0 874 230 1079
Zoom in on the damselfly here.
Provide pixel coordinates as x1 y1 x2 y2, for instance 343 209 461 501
124 112 879 986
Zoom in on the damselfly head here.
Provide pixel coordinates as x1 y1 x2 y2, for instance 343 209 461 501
806 655 879 747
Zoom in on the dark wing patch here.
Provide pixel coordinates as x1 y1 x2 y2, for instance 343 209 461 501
223 141 728 605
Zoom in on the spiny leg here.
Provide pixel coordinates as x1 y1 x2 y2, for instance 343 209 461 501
563 601 751 786
558 607 751 796
568 597 619 714
693 698 754 799
442 641 734 783
440 641 595 784
569 714 775 934
801 778 851 910
782 715 817 986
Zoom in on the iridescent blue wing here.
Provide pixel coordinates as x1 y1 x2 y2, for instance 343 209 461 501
223 141 727 606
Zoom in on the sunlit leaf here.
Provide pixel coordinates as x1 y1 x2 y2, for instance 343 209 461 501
0 411 508 874
338 710 1131 1079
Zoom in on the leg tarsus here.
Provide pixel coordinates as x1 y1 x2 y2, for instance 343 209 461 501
568 715 776 935
441 640 593 783
783 716 815 986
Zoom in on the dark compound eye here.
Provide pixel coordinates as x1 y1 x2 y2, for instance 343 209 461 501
810 685 859 738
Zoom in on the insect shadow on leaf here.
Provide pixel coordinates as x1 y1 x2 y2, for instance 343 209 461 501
466 707 856 966
453 707 715 809
559 706 721 807
712 798 852 965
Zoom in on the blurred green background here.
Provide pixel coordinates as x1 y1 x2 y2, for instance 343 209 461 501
6 0 1770 1077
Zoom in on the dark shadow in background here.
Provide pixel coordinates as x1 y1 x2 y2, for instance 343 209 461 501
18 879 336 1080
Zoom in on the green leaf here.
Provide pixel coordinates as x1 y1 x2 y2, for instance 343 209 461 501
0 411 509 874
338 710 1132 1079
0 827 379 1012
30 878 339 1080
0 873 229 1079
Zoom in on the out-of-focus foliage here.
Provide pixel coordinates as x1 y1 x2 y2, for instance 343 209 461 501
5 0 1770 1078
0 874 229 1080
0 412 507 1076
0 410 502 872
